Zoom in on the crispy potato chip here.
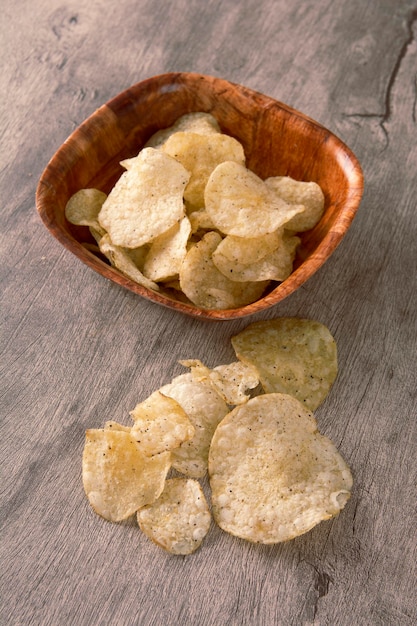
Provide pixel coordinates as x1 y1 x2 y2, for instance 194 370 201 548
82 429 171 522
89 222 107 245
159 377 229 478
99 234 159 291
212 231 300 282
212 229 284 265
129 390 194 456
188 208 217 234
209 393 352 544
231 318 338 410
137 478 211 555
205 161 305 237
65 188 107 226
98 147 190 248
162 132 245 210
104 421 131 433
145 112 221 149
265 176 325 232
179 359 259 405
179 231 269 309
143 216 191 282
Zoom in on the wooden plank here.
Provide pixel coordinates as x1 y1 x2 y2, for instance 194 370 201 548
1 1 416 624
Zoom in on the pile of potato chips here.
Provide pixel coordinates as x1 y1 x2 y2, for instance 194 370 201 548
82 318 352 554
66 113 325 309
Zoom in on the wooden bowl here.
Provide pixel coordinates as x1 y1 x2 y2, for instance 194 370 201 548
36 72 364 320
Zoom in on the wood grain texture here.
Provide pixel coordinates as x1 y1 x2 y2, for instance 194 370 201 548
1 1 416 625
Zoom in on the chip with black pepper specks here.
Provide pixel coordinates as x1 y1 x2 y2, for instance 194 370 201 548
137 478 211 555
231 317 338 411
208 393 352 544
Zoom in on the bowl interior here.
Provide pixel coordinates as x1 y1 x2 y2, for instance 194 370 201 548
36 72 364 320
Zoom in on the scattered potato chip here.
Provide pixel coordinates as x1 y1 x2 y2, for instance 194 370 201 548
82 429 171 522
65 188 107 226
137 478 211 555
205 161 305 237
265 176 325 232
212 231 300 282
98 147 190 248
209 393 352 544
129 390 194 456
162 132 246 211
145 112 221 149
104 421 131 433
179 231 269 309
179 359 259 405
143 216 192 282
159 377 229 478
98 234 159 291
231 318 338 410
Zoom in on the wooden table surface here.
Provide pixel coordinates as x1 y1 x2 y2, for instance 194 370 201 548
1 1 416 624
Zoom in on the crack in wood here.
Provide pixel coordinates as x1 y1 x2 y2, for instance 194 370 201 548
343 7 417 149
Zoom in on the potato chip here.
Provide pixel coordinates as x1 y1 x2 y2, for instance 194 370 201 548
212 229 284 265
188 208 217 234
104 421 131 433
205 161 305 237
82 429 171 522
145 112 221 149
88 222 107 245
162 132 245 210
159 377 229 478
98 147 190 248
179 359 259 405
98 234 159 291
137 478 211 555
129 390 194 456
265 176 325 232
65 188 107 226
212 231 300 282
209 393 352 544
231 318 338 410
142 216 191 282
179 231 269 309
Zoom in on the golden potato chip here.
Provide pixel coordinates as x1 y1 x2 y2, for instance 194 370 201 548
212 231 300 282
159 377 229 478
65 188 107 226
265 176 325 232
98 147 190 248
98 234 159 291
212 229 284 265
209 393 352 544
188 208 217 234
88 222 107 245
162 132 245 210
179 359 259 405
104 421 131 433
142 216 191 282
129 390 194 456
137 478 211 555
145 112 221 149
205 161 305 237
179 231 269 309
209 361 260 405
82 429 171 522
231 318 338 410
